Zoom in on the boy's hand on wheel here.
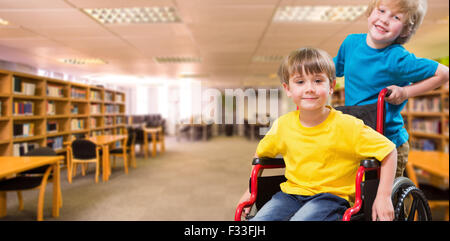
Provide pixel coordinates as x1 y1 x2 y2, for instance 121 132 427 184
385 85 408 105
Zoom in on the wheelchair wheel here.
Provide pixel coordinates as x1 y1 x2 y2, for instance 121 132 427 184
391 177 432 221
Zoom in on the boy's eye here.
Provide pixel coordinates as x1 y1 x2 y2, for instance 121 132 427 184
394 15 401 21
377 8 385 13
315 79 323 83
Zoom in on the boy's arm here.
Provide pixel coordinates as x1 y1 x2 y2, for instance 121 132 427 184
238 152 260 217
386 63 449 105
372 149 397 221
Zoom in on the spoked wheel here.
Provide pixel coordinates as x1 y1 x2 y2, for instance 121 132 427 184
391 177 432 221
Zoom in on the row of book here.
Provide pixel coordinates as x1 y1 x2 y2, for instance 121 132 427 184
47 136 63 150
13 101 34 116
104 116 114 126
13 77 36 96
411 139 438 151
411 118 441 134
90 90 102 101
13 142 39 156
47 100 56 115
71 88 86 99
90 104 101 114
105 92 114 102
47 85 64 98
13 123 35 137
71 119 85 130
105 105 119 114
410 97 441 112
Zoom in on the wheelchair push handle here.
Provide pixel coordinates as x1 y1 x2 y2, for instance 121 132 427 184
385 88 392 97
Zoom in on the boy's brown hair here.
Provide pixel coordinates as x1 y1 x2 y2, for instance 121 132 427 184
366 0 428 45
277 47 336 85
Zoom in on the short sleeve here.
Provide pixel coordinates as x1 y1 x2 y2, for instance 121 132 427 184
256 118 282 158
353 119 396 162
389 48 439 84
334 36 349 78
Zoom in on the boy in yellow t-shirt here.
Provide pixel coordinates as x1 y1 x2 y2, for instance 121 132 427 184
238 47 397 221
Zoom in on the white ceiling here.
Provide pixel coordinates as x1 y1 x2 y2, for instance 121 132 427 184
0 0 448 87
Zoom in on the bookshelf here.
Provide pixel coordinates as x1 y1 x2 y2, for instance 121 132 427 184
0 69 126 156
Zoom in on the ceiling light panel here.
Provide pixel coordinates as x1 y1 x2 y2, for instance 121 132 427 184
83 7 181 24
273 5 368 22
154 57 202 64
59 58 107 65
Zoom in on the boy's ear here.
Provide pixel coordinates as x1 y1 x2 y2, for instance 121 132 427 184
282 82 291 97
330 79 336 94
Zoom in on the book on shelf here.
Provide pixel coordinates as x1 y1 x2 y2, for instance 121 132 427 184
47 100 56 115
411 139 438 151
116 94 123 102
13 123 35 137
13 142 39 156
71 88 86 99
71 104 79 114
90 103 101 114
47 84 64 98
104 116 113 126
13 76 36 95
0 100 2 116
412 118 441 134
71 118 85 130
410 97 441 112
105 92 113 102
90 91 102 101
13 100 34 116
90 118 97 128
47 136 63 150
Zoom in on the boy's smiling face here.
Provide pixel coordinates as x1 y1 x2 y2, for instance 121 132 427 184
283 70 334 112
367 1 408 48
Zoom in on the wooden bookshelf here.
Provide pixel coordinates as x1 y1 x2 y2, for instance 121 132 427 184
0 69 126 156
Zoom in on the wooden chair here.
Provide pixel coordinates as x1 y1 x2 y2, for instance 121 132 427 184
110 129 136 174
67 139 101 183
405 161 449 220
0 147 62 221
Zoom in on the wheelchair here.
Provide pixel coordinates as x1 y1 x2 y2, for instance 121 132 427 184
235 89 432 221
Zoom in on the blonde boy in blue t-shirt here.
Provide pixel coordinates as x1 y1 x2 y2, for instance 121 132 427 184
238 47 398 221
333 0 449 178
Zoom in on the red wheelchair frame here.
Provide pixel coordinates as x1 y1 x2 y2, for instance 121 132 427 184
235 88 393 221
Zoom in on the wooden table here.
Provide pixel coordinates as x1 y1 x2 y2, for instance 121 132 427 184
87 135 127 182
143 127 165 158
408 151 449 179
0 156 63 219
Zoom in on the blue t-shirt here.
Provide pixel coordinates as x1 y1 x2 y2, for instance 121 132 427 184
333 33 439 147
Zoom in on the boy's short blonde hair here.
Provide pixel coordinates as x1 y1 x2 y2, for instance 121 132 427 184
277 47 336 85
366 0 428 45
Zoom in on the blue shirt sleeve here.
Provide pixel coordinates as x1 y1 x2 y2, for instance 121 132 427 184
387 47 439 85
334 36 350 78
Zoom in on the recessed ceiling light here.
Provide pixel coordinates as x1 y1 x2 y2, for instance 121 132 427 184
58 58 107 65
273 5 368 22
0 17 9 25
154 56 202 64
83 7 181 24
252 55 284 63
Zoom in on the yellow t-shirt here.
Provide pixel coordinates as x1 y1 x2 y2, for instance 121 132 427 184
256 106 396 203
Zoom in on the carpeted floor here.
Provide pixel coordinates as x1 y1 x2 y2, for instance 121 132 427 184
1 136 259 221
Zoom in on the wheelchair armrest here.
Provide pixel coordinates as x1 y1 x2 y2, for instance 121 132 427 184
360 158 380 169
252 157 285 167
